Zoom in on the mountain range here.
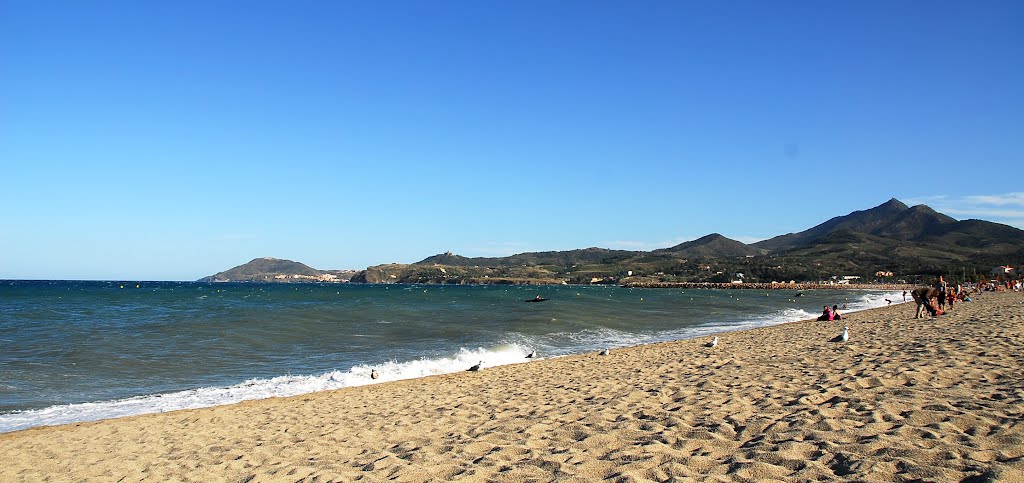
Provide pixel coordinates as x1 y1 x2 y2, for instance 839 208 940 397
201 199 1024 284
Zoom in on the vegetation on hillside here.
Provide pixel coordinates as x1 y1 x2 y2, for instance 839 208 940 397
200 200 1024 285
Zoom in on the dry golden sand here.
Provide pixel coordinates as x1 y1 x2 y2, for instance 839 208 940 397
2 291 1023 482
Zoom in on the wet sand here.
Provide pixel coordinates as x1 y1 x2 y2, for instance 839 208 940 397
2 291 1022 482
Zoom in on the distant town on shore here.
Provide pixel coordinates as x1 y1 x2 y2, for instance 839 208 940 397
199 199 1024 286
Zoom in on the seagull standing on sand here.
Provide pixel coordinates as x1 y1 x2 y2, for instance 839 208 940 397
468 361 482 372
599 348 610 356
830 326 849 343
370 369 379 380
707 336 719 348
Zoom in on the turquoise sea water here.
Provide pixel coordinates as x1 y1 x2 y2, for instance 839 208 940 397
0 280 900 433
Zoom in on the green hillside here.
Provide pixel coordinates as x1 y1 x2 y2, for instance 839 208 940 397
199 258 350 282
349 199 1024 285
202 199 1024 285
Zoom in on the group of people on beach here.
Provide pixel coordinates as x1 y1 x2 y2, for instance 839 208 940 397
979 279 1021 292
817 304 844 321
911 275 976 318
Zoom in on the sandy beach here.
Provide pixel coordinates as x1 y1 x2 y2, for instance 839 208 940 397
2 291 1022 482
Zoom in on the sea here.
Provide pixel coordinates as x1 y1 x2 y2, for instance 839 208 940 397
0 280 902 433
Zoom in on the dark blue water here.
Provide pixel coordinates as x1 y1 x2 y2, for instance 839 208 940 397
0 280 899 432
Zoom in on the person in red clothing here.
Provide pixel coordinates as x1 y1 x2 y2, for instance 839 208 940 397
817 305 833 321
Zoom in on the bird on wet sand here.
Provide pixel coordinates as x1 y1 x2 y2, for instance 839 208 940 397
467 361 482 372
707 336 719 348
599 348 610 356
526 351 536 359
370 369 379 380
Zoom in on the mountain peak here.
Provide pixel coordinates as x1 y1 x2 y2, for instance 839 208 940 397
199 257 323 282
880 198 909 211
416 251 470 265
905 203 951 217
752 197 968 251
658 233 763 257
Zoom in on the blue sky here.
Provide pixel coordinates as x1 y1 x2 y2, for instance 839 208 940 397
2 1 1022 280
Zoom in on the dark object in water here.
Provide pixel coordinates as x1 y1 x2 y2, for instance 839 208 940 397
525 297 548 303
795 292 805 297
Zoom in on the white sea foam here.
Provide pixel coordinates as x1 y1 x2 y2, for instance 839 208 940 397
0 290 906 434
0 345 533 434
507 290 904 355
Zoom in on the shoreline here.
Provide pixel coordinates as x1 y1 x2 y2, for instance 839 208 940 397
621 281 916 290
0 288 900 434
2 291 1021 481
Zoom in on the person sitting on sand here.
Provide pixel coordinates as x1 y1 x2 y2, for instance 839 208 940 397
832 305 843 320
817 305 834 321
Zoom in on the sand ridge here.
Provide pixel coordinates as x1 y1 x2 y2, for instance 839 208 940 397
1 291 1022 482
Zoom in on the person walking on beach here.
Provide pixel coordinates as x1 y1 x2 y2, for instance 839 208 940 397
935 276 948 311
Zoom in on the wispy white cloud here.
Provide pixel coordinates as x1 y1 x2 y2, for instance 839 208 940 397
964 192 1024 206
903 192 1024 228
943 208 1024 219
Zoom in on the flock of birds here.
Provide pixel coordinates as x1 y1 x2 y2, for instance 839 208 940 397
369 326 851 378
